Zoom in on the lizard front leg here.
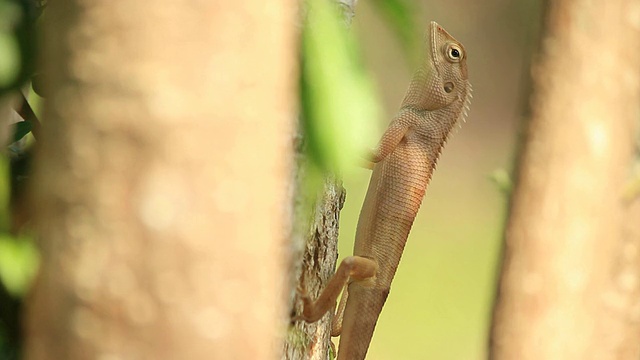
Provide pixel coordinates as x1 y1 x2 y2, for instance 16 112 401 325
297 256 378 327
361 114 414 169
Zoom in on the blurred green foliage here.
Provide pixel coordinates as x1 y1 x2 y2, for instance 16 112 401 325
0 235 37 298
301 0 380 174
0 0 43 358
0 1 22 88
0 0 39 93
10 121 30 143
300 0 417 176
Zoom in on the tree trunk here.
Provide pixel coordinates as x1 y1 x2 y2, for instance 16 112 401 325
490 1 640 359
24 1 296 359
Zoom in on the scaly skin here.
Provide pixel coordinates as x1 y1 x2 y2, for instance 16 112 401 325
299 21 471 359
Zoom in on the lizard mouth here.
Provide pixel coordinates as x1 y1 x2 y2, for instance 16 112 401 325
429 21 442 77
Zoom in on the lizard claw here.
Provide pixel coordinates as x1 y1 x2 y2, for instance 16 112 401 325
296 284 311 302
292 284 312 323
297 285 314 309
291 313 307 323
296 283 306 296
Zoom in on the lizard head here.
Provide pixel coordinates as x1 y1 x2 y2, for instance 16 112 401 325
430 21 468 82
404 22 471 113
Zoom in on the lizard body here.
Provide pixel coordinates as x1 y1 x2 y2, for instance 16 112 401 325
299 21 471 359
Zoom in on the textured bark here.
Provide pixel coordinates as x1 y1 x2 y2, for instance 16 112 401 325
282 1 357 359
283 173 344 360
25 1 296 359
490 1 640 359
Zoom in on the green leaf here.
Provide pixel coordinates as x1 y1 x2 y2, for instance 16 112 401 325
302 0 381 173
0 0 38 94
11 120 31 143
0 234 38 296
0 32 20 88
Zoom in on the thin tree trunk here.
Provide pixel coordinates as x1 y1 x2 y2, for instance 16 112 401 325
490 1 640 359
284 173 344 360
24 1 296 359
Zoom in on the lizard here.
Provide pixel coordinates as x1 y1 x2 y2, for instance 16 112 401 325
297 21 471 359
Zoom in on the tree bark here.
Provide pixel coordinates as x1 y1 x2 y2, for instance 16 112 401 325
490 1 640 359
283 173 344 360
24 1 296 359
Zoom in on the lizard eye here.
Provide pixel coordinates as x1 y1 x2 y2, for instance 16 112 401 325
445 44 463 62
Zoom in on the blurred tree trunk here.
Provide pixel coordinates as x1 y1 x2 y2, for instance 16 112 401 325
24 1 296 359
491 1 640 359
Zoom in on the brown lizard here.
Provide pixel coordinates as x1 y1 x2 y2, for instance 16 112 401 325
297 21 471 359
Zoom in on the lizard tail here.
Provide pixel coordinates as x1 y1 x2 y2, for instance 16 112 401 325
337 284 390 360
